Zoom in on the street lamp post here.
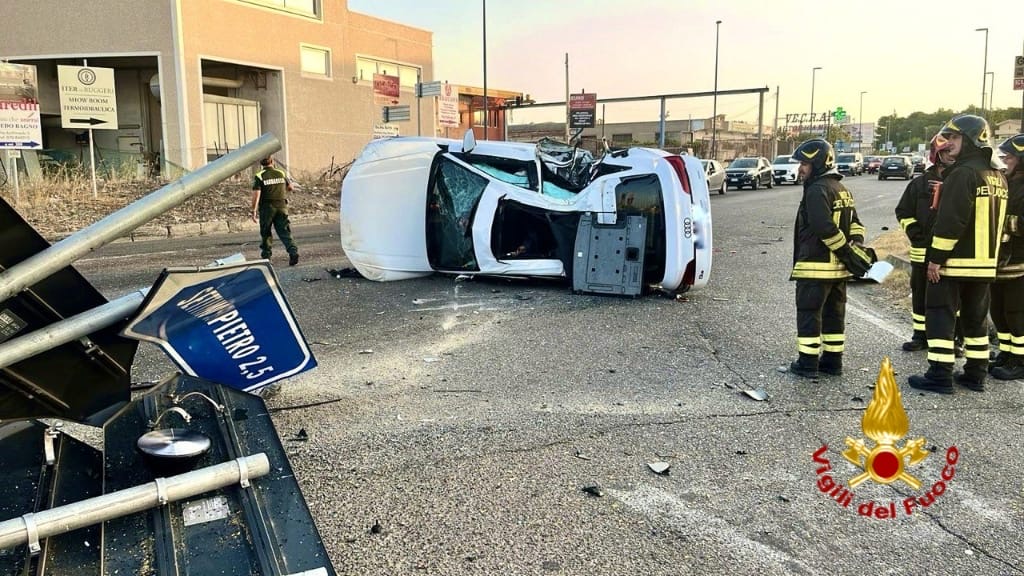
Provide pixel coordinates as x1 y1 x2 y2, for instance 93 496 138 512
482 0 488 140
976 27 988 114
986 71 994 111
711 20 721 160
858 91 867 151
810 67 822 135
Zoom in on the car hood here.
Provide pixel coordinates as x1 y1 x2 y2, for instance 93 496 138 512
725 168 757 173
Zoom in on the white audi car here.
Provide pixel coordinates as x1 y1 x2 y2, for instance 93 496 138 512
340 135 712 293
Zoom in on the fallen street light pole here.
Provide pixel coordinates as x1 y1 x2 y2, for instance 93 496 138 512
0 453 270 552
0 288 148 370
0 133 281 303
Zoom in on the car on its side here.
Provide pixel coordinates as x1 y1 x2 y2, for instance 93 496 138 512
701 159 727 195
725 156 774 190
878 155 913 180
772 155 801 186
836 153 864 176
864 156 883 174
340 134 713 293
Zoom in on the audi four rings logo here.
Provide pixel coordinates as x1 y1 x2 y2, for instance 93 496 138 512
683 218 693 238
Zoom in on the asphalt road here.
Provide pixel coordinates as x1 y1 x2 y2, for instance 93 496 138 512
72 173 1024 576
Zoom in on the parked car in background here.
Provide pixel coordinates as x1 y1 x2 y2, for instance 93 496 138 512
701 159 727 195
341 135 713 293
864 156 882 174
879 155 913 180
772 155 801 186
836 153 864 176
726 156 774 190
911 155 926 173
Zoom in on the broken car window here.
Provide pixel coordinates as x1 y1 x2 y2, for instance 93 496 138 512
426 156 487 271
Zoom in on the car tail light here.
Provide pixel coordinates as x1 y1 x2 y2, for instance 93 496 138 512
665 156 692 197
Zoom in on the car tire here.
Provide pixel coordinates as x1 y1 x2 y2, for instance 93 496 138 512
752 179 759 191
767 177 774 189
719 180 726 195
879 175 885 180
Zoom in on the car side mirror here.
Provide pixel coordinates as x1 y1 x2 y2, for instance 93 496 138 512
462 130 477 155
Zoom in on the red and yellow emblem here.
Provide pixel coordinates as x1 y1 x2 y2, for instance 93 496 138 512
841 358 930 489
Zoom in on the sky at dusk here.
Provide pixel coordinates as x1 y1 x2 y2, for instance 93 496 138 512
348 0 1024 127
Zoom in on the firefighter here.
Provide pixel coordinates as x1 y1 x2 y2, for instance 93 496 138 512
908 115 1008 393
787 138 874 378
894 135 965 355
989 133 1024 380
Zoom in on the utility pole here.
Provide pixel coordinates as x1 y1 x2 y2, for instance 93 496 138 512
564 53 570 143
772 85 779 159
482 0 488 140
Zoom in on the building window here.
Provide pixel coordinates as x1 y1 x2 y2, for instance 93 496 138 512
240 0 319 18
473 110 498 128
355 56 420 89
300 44 331 78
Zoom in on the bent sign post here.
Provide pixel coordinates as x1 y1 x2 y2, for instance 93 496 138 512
122 261 317 393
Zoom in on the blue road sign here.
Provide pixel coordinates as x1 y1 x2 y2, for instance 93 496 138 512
122 261 316 393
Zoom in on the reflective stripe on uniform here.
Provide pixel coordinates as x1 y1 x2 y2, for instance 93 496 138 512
909 247 926 263
927 351 955 363
849 223 865 238
822 333 844 353
932 236 957 251
912 313 926 331
822 231 847 251
899 217 916 231
798 335 821 355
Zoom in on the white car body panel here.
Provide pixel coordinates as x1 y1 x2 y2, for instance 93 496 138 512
340 137 713 292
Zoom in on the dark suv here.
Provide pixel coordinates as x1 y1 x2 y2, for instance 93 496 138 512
878 156 913 180
725 157 774 190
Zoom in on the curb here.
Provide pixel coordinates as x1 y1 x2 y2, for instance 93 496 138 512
104 211 339 243
885 253 912 275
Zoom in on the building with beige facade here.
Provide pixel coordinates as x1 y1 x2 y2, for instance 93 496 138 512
0 0 435 175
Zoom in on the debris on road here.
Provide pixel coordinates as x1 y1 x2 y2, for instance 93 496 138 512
581 485 605 497
326 267 361 279
742 388 769 401
358 349 373 354
647 461 671 475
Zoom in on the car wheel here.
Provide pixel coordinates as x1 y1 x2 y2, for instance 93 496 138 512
752 179 759 191
879 175 885 180
767 176 774 189
719 180 726 195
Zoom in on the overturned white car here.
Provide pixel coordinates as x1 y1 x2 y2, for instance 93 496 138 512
340 135 712 293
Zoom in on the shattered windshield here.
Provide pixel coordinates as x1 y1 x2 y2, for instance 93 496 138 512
426 156 486 271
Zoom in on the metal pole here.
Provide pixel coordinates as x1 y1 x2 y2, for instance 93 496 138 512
810 67 821 135
482 0 488 141
9 153 18 204
859 91 867 151
757 90 764 157
772 86 779 159
0 454 270 551
83 58 98 199
0 133 280 303
711 20 721 160
0 289 148 369
658 98 666 149
987 71 994 111
416 69 422 137
977 28 988 113
601 103 606 139
564 53 570 143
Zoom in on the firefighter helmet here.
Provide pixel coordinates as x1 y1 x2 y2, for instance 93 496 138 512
791 138 836 178
938 114 992 151
997 133 1024 160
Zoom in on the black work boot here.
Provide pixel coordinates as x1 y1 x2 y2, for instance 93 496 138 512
289 253 300 266
819 352 843 376
989 351 1010 373
991 356 1024 381
908 365 954 395
902 338 927 352
788 354 819 378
